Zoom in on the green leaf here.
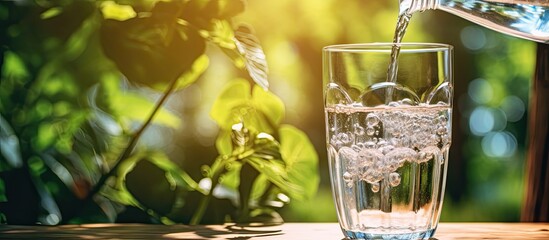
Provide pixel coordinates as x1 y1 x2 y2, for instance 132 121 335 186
218 161 242 190
252 132 282 160
2 51 29 80
34 123 56 151
252 85 284 130
64 14 99 61
208 20 237 50
100 1 137 21
124 153 197 216
126 160 175 215
246 157 302 198
250 173 269 203
210 79 284 133
0 114 22 169
279 125 319 200
235 25 269 90
100 76 181 129
215 129 232 156
100 15 206 91
115 93 180 128
173 54 209 90
210 79 251 128
40 7 63 19
207 19 246 68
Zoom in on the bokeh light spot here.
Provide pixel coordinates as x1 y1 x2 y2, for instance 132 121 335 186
468 78 493 104
469 106 494 136
460 26 487 50
481 131 517 158
500 95 525 122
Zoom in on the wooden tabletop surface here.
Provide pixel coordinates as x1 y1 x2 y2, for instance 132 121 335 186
1 222 548 239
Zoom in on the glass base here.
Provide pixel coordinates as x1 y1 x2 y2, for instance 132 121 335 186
342 228 436 240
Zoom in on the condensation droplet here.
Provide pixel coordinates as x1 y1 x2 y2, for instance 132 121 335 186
371 182 380 192
366 114 380 127
389 172 401 187
354 124 365 136
343 172 353 188
343 172 353 182
366 127 375 136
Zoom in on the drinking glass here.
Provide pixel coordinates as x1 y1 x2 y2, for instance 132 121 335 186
323 43 453 239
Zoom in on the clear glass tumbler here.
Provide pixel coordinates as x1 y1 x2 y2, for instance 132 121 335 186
323 43 453 239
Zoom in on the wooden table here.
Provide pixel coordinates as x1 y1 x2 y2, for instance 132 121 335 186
0 223 548 239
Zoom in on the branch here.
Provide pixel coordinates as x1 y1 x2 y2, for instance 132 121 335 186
62 76 179 224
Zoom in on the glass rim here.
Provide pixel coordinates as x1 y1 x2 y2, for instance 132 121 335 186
323 42 453 53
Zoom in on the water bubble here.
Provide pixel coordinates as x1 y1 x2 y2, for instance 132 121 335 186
371 182 380 193
400 98 414 106
388 138 398 147
393 127 402 137
418 146 440 163
361 170 372 182
357 148 383 167
354 124 365 136
339 147 358 173
386 162 398 172
366 114 380 127
441 134 451 146
366 127 375 136
364 141 376 149
343 172 353 186
388 101 400 107
380 145 395 155
371 171 384 183
337 133 351 144
389 172 401 187
438 115 448 124
362 169 382 183
377 139 388 148
436 127 447 135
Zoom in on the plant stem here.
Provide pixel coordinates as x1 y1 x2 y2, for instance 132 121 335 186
62 78 179 224
190 170 221 225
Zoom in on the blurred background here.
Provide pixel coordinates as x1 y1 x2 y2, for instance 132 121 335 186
0 0 534 223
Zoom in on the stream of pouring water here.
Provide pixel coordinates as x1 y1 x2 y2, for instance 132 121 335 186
386 12 413 87
380 9 414 213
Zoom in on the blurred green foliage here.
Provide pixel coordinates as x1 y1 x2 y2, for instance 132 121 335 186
0 0 318 225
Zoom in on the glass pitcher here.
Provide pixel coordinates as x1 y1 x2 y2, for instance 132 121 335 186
400 0 549 43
